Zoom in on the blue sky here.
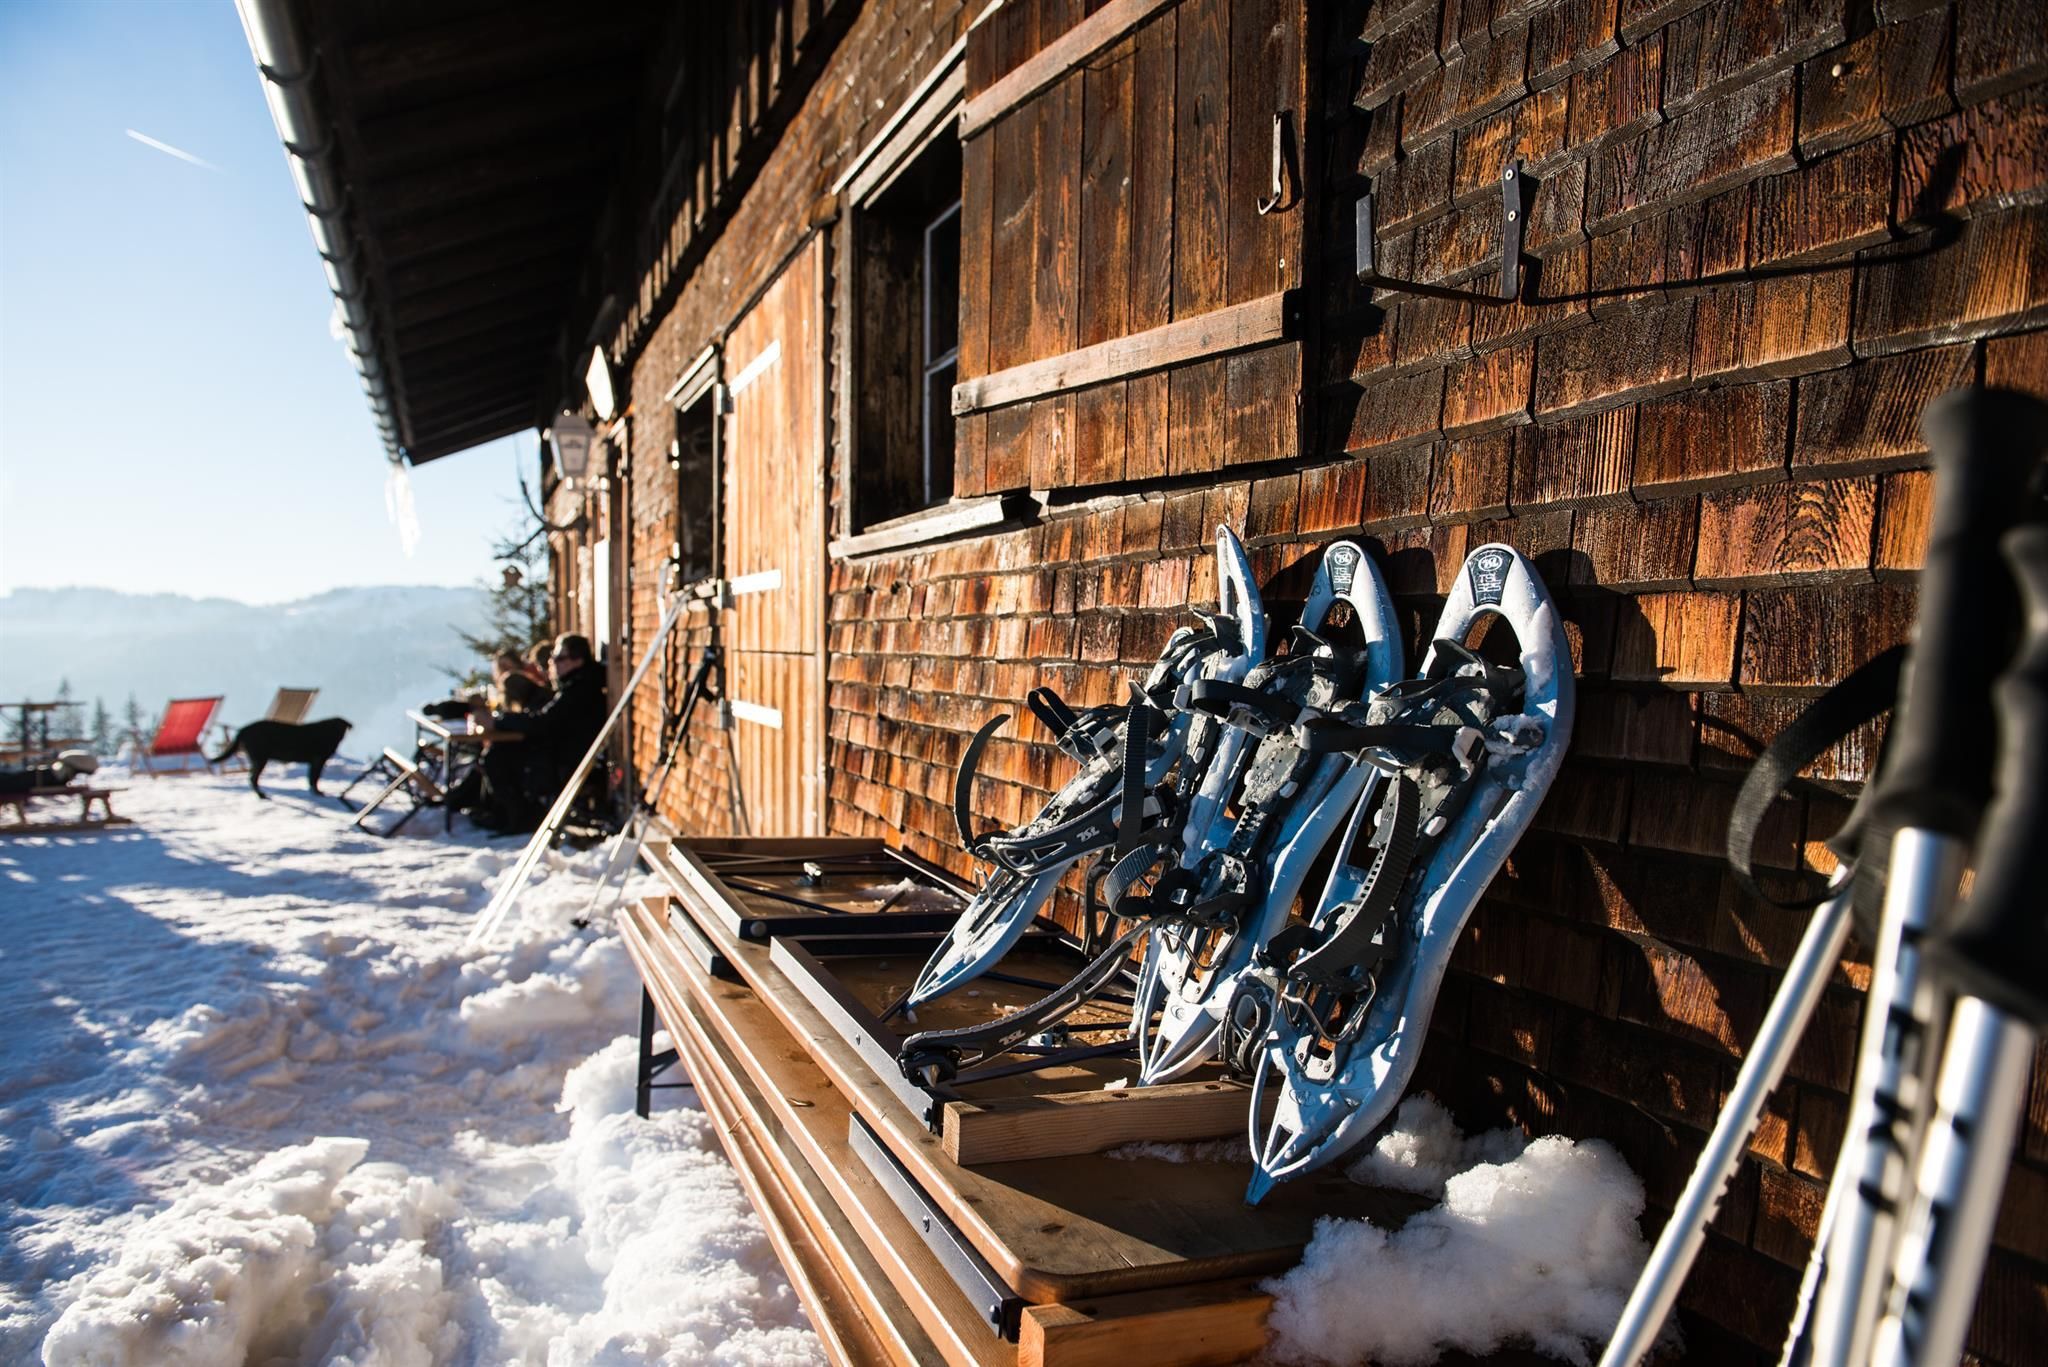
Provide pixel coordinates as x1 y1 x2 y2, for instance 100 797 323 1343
0 0 532 604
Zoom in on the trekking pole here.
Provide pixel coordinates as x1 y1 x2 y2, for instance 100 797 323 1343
1598 875 1854 1367
1872 510 2048 1361
1600 389 2039 1367
574 645 714 925
1802 390 2042 1367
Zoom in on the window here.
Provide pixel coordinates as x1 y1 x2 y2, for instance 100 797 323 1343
851 133 963 530
669 390 718 586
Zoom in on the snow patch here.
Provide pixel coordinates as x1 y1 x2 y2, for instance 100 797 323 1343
1344 1094 1530 1195
2 774 819 1364
1264 1097 1652 1367
41 1138 458 1367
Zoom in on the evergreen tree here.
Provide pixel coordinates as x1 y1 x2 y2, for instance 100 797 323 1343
453 515 552 687
123 694 145 749
54 678 81 741
90 699 114 756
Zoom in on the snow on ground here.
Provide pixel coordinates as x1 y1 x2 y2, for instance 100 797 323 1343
1263 1096 1654 1367
0 770 821 1366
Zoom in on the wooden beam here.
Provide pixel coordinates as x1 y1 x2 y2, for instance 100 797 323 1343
943 1079 1276 1166
959 0 1182 139
827 493 1034 560
1019 1279 1274 1367
951 290 1298 416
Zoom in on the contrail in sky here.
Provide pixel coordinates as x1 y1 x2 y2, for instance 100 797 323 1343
125 129 221 172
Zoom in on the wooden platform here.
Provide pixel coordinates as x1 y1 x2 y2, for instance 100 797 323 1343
622 834 1435 1367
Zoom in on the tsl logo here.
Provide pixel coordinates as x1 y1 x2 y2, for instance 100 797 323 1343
1326 544 1359 595
1469 549 1510 606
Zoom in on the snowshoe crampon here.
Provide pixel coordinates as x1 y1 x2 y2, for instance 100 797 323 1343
1125 539 1405 1084
903 526 1267 1010
1239 543 1573 1203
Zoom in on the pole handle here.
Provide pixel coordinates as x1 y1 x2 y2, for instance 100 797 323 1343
1871 389 2047 836
1936 521 2048 1024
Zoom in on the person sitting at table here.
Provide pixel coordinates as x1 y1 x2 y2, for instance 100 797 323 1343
493 649 551 712
459 633 609 833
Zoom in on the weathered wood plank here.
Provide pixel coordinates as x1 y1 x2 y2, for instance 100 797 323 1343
987 14 1045 374
1173 0 1230 318
954 292 1297 414
1225 0 1302 305
961 0 1185 137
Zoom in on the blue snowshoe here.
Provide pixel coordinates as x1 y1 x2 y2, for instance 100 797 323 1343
1237 543 1573 1203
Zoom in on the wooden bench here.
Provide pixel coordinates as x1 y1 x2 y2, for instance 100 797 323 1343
0 786 130 835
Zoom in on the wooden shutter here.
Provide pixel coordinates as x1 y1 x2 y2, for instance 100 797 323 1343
952 0 1308 497
722 237 826 834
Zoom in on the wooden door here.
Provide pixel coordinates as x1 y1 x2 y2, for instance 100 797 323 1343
722 237 826 834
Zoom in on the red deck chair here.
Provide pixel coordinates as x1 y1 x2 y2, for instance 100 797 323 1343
133 697 225 777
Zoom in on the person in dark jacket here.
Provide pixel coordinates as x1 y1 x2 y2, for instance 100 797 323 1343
467 633 608 832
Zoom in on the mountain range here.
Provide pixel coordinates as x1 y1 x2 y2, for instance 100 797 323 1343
0 585 493 763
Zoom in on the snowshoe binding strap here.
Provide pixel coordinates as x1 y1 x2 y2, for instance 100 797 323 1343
905 525 1267 1010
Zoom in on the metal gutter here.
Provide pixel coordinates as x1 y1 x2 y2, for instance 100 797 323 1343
233 0 402 460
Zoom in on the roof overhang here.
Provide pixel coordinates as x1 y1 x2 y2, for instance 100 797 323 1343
236 0 664 464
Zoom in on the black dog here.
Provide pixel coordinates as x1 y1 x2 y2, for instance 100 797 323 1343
211 717 353 798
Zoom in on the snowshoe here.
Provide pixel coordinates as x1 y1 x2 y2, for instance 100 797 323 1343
1123 539 1405 1084
1238 543 1573 1203
903 526 1267 1010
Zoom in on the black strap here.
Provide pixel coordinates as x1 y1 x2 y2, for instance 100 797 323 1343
899 917 1156 1083
1116 690 1152 858
1026 687 1080 739
953 714 1009 852
1188 679 1301 731
1298 719 1468 759
1726 645 1904 910
1291 774 1422 986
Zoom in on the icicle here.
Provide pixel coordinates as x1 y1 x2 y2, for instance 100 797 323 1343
385 457 421 557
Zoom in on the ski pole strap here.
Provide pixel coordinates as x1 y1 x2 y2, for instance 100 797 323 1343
1726 645 1904 911
953 713 1011 853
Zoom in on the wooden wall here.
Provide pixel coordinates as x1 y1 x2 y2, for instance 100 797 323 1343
589 0 2048 1360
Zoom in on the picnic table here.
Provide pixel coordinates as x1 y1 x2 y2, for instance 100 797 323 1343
0 701 75 768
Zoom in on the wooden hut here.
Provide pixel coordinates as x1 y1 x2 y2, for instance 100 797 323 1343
260 0 2048 1360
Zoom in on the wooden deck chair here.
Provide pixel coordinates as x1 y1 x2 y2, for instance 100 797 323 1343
266 687 319 724
348 747 445 837
131 697 224 777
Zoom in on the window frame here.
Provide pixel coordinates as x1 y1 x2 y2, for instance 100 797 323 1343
834 39 969 541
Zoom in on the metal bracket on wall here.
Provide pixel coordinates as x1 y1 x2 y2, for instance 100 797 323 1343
1356 159 1535 305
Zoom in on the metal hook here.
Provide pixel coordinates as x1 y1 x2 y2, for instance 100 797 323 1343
1356 158 1535 304
1257 111 1294 215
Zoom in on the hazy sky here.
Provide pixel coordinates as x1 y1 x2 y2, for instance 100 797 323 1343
0 0 534 604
